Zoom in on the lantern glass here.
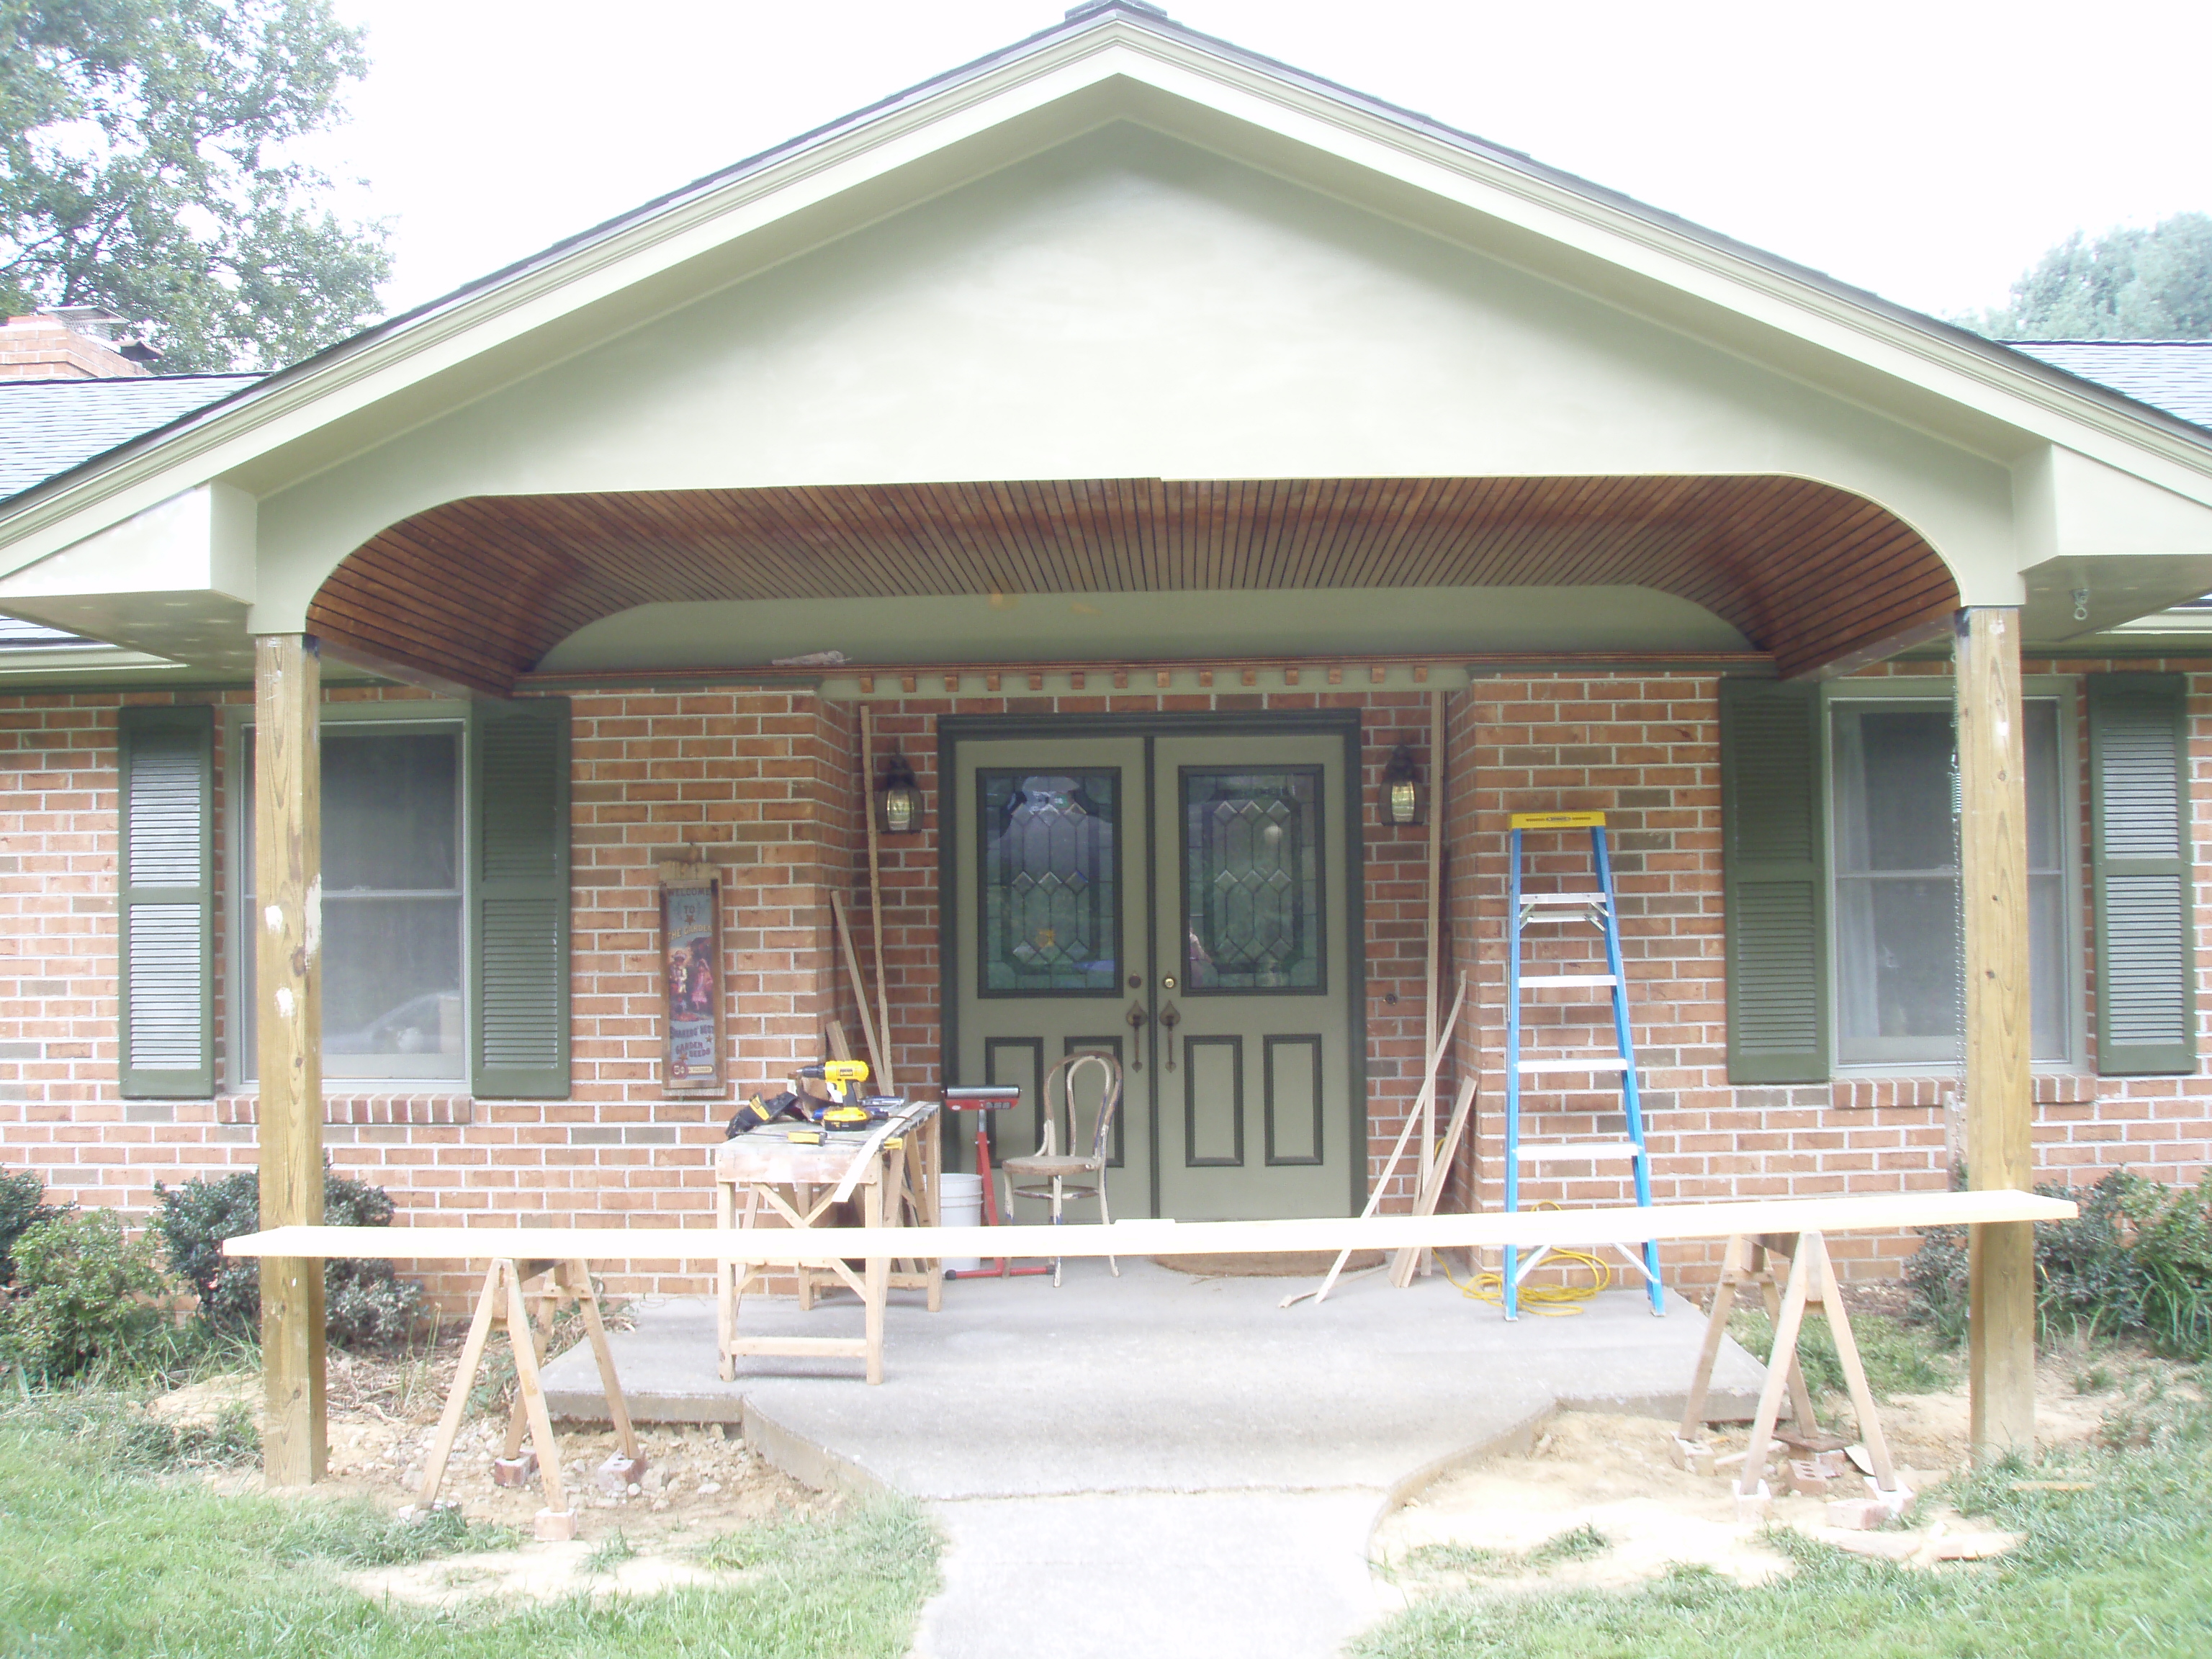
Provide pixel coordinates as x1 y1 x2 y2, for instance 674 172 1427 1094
876 754 922 836
1381 745 1426 827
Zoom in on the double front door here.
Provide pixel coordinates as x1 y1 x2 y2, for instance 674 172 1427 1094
950 723 1355 1220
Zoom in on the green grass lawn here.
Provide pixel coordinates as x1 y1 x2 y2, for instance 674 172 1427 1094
0 1394 938 1658
1354 1379 2212 1659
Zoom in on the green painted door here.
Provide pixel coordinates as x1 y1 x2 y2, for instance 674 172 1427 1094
950 727 1354 1220
950 736 1151 1221
1151 732 1351 1219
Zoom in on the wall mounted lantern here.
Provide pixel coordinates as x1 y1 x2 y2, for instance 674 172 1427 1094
876 752 923 835
1380 744 1426 827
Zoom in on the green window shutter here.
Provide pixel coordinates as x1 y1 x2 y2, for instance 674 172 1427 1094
2088 673 2195 1076
469 697 571 1098
117 705 214 1098
1720 679 1830 1083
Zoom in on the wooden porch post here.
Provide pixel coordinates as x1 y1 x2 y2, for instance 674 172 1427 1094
1954 608 2035 1455
256 634 325 1485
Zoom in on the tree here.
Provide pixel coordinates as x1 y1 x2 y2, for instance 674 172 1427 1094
1963 213 2212 341
1 0 390 372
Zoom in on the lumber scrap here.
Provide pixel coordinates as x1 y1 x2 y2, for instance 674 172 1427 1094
1289 973 1467 1307
1388 1074 1479 1287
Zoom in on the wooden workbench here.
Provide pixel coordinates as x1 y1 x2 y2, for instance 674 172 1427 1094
714 1121 941 1386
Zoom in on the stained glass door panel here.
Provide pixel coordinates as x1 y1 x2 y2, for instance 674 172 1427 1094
1181 767 1323 993
953 737 1151 1218
978 770 1120 994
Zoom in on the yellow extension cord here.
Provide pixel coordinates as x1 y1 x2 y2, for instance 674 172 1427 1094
1438 1203 1616 1316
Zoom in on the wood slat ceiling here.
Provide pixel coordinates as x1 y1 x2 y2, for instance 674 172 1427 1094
306 476 1960 696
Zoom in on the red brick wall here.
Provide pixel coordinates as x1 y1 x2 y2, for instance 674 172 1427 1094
1443 660 2212 1285
3 663 2210 1305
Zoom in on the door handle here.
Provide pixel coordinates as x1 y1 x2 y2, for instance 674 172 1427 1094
1124 1000 1148 1071
1158 1000 1181 1071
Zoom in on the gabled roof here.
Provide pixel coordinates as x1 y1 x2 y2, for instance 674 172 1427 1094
0 374 263 501
2008 342 2212 430
3 0 2212 675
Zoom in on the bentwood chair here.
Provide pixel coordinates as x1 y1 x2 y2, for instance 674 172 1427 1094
999 1050 1122 1286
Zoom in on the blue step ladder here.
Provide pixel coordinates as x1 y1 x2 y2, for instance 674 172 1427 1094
1503 811 1665 1319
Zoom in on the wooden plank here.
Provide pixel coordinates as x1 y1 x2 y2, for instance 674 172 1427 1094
860 705 897 1094
1678 1235 1749 1437
224 1189 2077 1265
827 891 887 1087
1813 1235 1901 1491
417 1261 503 1507
504 1262 570 1518
1956 606 2036 1457
254 634 325 1488
1736 1229 1817 1497
1422 689 1443 1215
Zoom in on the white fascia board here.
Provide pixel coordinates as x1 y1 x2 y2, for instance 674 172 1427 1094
0 482 255 603
4 17 2211 584
2111 610 2212 634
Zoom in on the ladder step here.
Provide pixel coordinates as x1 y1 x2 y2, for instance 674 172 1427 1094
1516 1057 1632 1074
1521 891 1606 905
1519 974 1618 989
1515 1140 1645 1163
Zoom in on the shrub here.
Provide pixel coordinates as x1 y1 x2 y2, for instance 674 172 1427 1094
0 1167 69 1288
0 1210 167 1381
153 1169 427 1352
1907 1169 2212 1359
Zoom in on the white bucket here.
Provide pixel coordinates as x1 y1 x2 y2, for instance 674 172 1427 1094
938 1173 986 1272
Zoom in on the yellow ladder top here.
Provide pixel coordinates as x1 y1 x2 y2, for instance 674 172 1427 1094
1509 811 1606 829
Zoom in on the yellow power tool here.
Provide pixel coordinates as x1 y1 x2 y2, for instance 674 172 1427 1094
820 1059 873 1127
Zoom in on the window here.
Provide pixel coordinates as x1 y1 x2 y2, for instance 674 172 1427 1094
1827 692 2073 1068
235 718 467 1084
120 696 569 1102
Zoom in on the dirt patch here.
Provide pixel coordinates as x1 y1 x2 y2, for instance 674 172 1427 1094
161 1341 831 1563
1372 1345 2192 1603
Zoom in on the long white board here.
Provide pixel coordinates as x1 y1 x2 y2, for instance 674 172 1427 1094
222 1189 2072 1264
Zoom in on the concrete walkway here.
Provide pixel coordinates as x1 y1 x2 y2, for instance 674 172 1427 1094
542 1261 1762 1658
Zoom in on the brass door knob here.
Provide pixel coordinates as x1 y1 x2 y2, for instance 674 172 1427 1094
1159 1000 1181 1071
1124 1000 1148 1071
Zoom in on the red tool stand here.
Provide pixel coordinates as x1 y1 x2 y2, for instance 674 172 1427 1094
940 1084 1051 1278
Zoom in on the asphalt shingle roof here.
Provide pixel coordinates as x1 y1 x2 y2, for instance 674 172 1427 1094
0 373 262 502
2008 341 2212 431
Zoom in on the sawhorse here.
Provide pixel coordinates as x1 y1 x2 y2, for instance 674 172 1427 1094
1677 1231 1910 1520
418 1257 641 1540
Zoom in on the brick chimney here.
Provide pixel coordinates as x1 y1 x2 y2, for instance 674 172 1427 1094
1 309 159 379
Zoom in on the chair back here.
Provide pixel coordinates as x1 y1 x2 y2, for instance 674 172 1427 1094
1038 1050 1121 1164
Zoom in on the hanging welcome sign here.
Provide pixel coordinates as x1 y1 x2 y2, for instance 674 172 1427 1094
659 863 727 1095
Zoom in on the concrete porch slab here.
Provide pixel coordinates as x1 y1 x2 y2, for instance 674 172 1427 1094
540 1261 1763 1658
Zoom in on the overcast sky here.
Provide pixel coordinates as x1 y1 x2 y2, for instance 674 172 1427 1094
302 0 2211 325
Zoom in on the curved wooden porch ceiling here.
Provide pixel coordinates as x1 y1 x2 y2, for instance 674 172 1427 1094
307 476 1960 697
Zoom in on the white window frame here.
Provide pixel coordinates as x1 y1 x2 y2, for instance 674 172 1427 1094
1820 676 2085 1075
223 701 472 1090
